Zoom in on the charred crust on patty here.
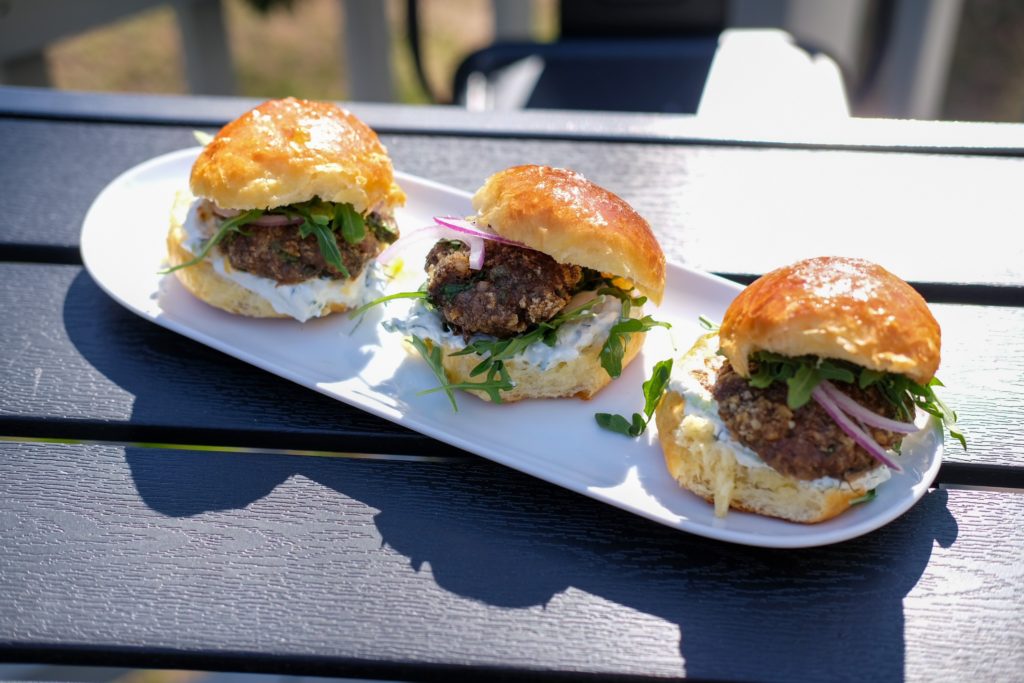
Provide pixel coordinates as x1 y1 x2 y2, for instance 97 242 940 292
711 359 902 481
221 212 395 284
425 240 582 338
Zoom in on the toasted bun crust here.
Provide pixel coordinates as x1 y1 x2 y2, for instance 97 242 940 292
428 328 645 403
190 97 405 212
720 256 940 384
654 334 883 523
656 392 873 523
472 165 665 304
166 192 353 319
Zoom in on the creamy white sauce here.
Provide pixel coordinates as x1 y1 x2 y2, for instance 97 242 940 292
670 336 892 491
384 290 626 370
183 201 386 322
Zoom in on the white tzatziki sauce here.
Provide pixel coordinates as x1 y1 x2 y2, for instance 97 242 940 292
384 290 627 371
670 335 892 491
183 201 386 322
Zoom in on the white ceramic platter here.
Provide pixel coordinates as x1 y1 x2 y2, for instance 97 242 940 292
80 148 942 548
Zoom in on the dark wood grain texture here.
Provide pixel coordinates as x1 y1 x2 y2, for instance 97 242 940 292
1 441 1022 682
2 118 1023 296
0 263 451 456
0 263 1016 476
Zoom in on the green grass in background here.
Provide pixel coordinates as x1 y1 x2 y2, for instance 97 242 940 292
47 0 556 104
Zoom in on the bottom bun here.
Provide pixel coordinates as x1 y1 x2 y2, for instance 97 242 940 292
433 329 645 403
654 334 885 523
166 191 356 320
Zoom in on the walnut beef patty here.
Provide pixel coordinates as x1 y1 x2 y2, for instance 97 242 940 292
219 214 395 285
425 240 582 338
710 360 902 481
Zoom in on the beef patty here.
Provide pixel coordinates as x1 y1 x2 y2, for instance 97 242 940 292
222 220 384 284
711 360 903 480
425 240 582 338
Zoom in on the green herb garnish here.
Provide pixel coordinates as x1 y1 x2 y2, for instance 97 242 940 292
600 315 671 379
698 315 720 331
746 351 966 448
335 203 366 245
408 335 459 411
849 489 877 505
166 197 377 278
451 297 605 376
592 283 670 379
348 290 428 319
366 213 399 244
596 359 674 437
299 217 347 277
162 209 263 273
409 334 515 410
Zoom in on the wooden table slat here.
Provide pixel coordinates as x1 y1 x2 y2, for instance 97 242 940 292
2 119 1024 294
2 441 1022 682
0 263 1018 478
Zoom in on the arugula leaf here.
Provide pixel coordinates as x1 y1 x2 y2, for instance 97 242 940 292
366 213 399 244
595 358 674 437
698 315 720 331
300 219 349 278
347 290 428 319
335 203 366 244
162 209 263 273
859 368 885 389
417 361 515 404
599 315 671 379
451 297 603 365
744 351 966 448
849 489 877 505
409 335 458 411
595 413 635 434
786 364 821 409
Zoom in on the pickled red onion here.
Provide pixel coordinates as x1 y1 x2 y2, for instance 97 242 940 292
811 385 903 472
819 380 921 434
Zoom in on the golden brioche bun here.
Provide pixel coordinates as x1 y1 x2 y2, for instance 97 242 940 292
472 165 665 305
654 333 887 523
432 327 646 403
190 97 405 212
720 256 940 385
166 191 355 319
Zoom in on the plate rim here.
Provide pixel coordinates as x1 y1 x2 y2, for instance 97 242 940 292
80 147 943 549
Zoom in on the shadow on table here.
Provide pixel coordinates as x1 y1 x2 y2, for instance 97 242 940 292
65 270 958 681
121 438 956 683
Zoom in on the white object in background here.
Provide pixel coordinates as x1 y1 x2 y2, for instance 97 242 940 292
697 29 849 122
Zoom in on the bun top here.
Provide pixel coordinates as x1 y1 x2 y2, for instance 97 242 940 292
472 165 666 304
719 256 940 384
190 97 405 212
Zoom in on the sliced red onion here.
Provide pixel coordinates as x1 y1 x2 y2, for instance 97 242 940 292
819 380 921 434
467 237 485 269
432 216 526 247
812 385 903 472
246 214 303 227
212 206 242 218
211 205 301 227
376 225 486 270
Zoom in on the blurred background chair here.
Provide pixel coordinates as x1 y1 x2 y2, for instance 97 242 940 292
0 0 970 121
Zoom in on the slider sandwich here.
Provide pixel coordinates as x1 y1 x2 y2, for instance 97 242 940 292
166 97 405 322
376 165 667 404
655 256 962 523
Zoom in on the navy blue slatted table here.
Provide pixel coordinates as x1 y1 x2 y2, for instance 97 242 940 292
1 86 1022 682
